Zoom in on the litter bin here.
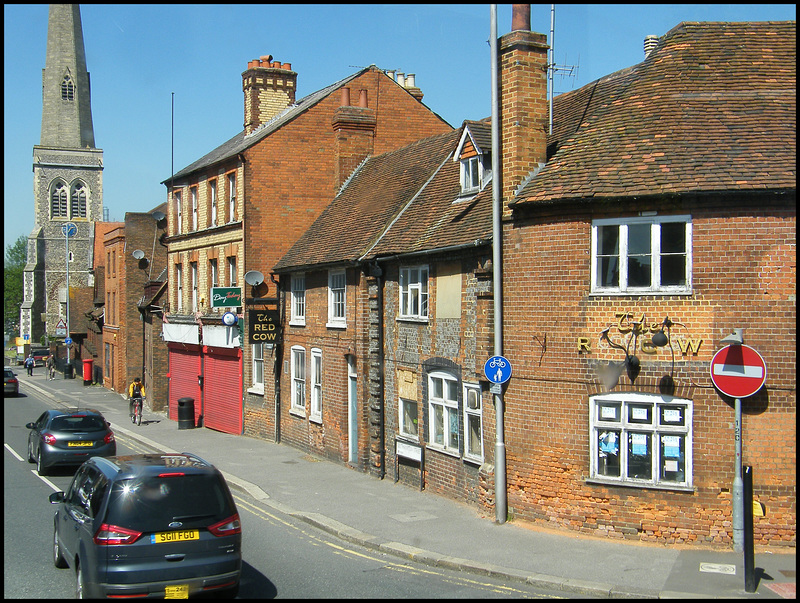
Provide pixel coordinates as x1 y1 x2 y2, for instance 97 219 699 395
82 359 93 386
64 363 74 379
177 397 195 430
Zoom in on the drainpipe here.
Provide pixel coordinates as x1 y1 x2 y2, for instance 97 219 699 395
377 265 385 479
490 4 507 525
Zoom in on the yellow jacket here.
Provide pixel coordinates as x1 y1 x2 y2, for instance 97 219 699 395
128 381 146 399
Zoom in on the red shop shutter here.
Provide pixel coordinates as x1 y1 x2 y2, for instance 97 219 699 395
168 346 202 422
202 348 242 435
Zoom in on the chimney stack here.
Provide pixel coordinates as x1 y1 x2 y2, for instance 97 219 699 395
332 88 377 192
499 4 549 215
242 55 297 135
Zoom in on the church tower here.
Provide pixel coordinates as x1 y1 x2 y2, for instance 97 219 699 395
22 4 103 343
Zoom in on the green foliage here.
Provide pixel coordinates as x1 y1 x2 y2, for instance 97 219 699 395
4 235 27 337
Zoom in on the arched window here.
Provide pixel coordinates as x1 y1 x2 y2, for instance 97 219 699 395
71 182 88 218
61 74 75 101
51 182 68 217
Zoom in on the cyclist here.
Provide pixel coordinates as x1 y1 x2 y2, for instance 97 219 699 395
128 377 146 424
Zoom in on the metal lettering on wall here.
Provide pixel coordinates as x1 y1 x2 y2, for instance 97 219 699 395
577 312 704 355
248 309 281 344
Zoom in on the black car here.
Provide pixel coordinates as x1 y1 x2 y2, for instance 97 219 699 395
26 409 116 475
49 453 242 598
4 368 19 396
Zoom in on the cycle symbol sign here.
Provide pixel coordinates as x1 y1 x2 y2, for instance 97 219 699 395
484 355 512 384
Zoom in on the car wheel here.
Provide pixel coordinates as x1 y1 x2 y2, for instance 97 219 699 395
27 441 35 463
37 449 48 476
53 524 68 569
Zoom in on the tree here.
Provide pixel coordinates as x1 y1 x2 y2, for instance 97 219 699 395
4 235 27 338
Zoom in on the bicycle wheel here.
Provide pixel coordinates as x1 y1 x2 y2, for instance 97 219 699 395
136 402 142 426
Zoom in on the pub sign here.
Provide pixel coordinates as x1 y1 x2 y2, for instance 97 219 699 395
249 309 281 344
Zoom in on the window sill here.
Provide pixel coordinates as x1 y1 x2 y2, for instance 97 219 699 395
585 477 694 492
326 321 347 330
426 444 461 460
589 289 693 297
247 385 264 397
289 319 305 328
396 316 429 324
289 408 306 419
310 414 322 424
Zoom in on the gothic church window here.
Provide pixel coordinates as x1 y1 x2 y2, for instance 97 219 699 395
71 182 87 218
61 74 75 101
51 182 68 217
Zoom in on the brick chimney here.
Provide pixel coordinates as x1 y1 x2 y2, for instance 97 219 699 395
499 4 549 215
242 55 297 135
332 87 377 191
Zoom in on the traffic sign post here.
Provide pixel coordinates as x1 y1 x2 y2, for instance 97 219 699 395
711 341 767 554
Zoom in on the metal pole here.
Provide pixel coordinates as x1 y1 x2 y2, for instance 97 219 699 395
743 465 756 592
490 3 507 525
732 397 743 552
65 228 71 372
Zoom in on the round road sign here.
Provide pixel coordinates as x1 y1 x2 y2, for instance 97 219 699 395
710 344 766 398
484 355 512 384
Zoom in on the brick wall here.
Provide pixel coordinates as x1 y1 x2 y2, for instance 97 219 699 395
243 66 451 441
501 202 796 547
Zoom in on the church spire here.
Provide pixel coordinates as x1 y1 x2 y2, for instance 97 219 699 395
40 4 95 148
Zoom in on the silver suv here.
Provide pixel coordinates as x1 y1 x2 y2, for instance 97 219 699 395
49 453 242 598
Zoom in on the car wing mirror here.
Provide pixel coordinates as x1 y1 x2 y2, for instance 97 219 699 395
26 422 36 430
49 492 65 504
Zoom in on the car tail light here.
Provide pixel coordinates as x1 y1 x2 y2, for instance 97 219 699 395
94 523 142 545
157 472 185 478
208 514 241 537
9 377 17 384
104 432 115 444
43 433 57 445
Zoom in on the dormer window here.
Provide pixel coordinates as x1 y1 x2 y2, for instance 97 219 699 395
460 156 482 194
454 123 492 198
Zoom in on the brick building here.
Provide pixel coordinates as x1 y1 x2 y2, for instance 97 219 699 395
102 209 168 396
162 56 451 435
274 124 496 486
498 11 795 546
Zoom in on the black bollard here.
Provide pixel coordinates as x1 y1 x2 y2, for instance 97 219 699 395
743 465 755 593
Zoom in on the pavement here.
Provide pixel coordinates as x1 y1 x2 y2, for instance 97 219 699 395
13 368 797 599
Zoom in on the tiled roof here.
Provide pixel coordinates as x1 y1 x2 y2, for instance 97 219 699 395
164 70 368 183
274 128 473 271
513 21 796 207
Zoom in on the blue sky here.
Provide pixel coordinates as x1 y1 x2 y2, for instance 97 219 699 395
3 4 796 249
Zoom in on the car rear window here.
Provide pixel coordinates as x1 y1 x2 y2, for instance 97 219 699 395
104 473 234 531
51 415 107 432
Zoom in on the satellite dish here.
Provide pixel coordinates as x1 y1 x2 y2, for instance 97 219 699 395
132 250 145 260
244 270 264 286
152 211 166 222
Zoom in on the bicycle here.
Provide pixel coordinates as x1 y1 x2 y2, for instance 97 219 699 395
130 396 144 426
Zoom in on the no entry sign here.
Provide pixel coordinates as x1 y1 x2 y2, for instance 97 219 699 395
710 344 767 398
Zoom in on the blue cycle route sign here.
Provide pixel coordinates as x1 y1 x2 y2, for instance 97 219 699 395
484 355 512 384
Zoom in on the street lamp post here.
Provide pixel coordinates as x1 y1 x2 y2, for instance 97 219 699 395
62 222 77 375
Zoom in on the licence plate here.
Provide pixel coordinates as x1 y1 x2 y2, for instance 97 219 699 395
165 584 189 599
67 441 93 447
151 530 199 544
